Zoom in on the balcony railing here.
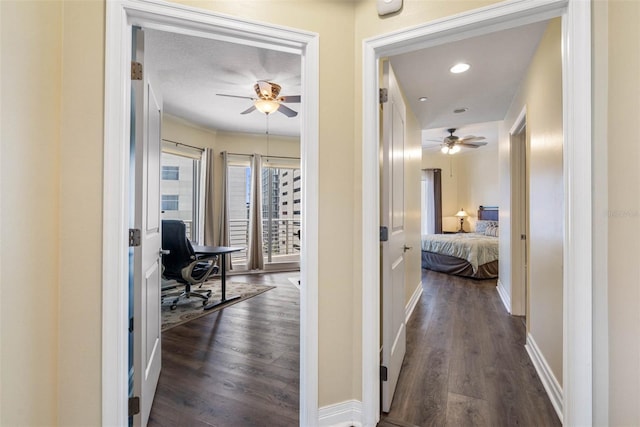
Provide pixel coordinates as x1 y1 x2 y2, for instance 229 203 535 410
228 218 300 265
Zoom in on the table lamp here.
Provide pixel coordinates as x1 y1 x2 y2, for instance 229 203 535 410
455 208 468 232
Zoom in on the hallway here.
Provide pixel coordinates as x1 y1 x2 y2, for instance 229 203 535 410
380 269 560 427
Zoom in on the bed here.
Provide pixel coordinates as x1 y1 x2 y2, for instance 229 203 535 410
421 206 499 279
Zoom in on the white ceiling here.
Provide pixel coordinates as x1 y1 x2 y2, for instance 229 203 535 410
389 20 548 151
145 29 302 137
146 20 548 144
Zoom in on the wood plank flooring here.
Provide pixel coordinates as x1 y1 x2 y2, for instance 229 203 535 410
148 272 300 427
148 269 559 427
380 269 561 427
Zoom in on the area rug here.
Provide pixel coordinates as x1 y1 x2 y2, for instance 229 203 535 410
161 280 274 331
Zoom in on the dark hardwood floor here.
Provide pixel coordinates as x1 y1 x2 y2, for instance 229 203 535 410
380 269 561 427
148 268 559 427
148 272 300 427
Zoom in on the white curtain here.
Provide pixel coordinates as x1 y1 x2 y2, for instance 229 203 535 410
422 170 435 235
246 154 264 270
216 151 232 270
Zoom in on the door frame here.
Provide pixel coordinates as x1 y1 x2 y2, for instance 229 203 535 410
103 1 320 425
362 0 592 425
509 106 528 317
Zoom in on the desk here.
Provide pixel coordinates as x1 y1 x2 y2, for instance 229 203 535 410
192 245 245 311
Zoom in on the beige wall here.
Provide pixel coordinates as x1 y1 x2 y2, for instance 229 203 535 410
422 150 460 231
0 2 62 424
457 144 499 231
2 0 639 425
606 1 640 424
58 1 106 424
500 18 563 382
422 146 499 233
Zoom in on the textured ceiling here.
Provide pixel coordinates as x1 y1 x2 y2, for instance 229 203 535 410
146 20 548 146
145 29 302 137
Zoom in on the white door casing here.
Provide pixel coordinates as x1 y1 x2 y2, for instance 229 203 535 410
103 2 320 425
380 61 407 413
132 27 162 426
362 1 593 426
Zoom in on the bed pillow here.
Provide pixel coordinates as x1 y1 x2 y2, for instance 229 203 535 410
475 220 498 234
485 224 499 237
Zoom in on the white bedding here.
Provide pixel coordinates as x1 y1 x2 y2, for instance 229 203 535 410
421 233 499 273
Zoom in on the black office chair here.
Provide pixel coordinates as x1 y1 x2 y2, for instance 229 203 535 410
161 220 218 310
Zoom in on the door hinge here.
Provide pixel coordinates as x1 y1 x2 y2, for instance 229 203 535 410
131 61 143 80
129 317 134 333
521 234 527 240
380 365 388 382
128 396 140 417
380 226 388 242
379 88 388 104
129 228 141 247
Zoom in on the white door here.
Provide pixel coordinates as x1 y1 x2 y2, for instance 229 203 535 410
380 61 407 413
132 27 162 426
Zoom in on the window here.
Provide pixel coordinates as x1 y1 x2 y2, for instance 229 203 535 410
293 188 301 193
161 165 179 180
161 194 179 211
262 162 301 265
160 147 203 241
224 157 301 269
227 163 252 265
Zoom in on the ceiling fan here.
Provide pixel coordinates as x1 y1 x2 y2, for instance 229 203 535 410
216 80 301 117
439 128 487 154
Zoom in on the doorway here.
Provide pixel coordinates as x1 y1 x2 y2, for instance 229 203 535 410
509 109 528 319
103 2 320 425
362 1 593 426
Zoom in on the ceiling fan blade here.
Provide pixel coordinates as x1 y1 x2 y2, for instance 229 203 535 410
459 141 487 148
277 104 298 118
460 136 486 143
217 93 254 100
240 105 256 115
279 95 301 103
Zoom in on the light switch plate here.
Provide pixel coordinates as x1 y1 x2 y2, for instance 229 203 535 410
377 0 402 16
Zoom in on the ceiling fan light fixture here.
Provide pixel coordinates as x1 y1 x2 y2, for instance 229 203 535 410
254 99 280 115
442 145 460 155
450 63 470 74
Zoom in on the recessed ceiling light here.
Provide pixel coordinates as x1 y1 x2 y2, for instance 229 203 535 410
450 63 471 74
453 107 468 114
418 96 428 102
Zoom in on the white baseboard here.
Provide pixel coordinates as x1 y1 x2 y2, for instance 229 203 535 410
405 280 423 323
525 333 563 423
496 278 511 313
318 399 363 427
